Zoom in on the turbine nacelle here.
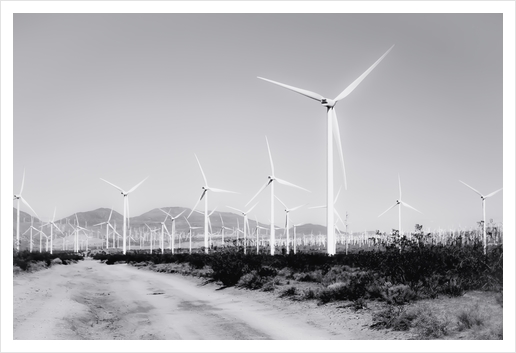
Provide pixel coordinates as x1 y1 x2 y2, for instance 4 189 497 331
321 98 336 108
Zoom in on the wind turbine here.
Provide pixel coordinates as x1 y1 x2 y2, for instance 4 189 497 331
258 45 394 255
184 216 201 254
246 137 310 255
187 154 237 254
93 208 115 250
275 196 307 255
227 203 258 254
378 175 422 236
459 180 502 254
100 176 148 254
144 224 159 254
219 214 233 246
255 216 268 253
43 208 64 255
159 209 185 254
13 169 39 251
22 216 38 253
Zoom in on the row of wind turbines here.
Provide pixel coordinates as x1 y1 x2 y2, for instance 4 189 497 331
14 45 502 256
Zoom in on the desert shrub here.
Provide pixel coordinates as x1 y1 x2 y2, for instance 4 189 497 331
370 305 404 329
261 280 275 292
382 284 417 305
279 286 298 298
302 287 317 300
276 267 294 279
13 259 30 271
456 304 486 331
237 271 266 290
441 277 465 297
352 298 367 311
412 306 449 339
258 266 278 278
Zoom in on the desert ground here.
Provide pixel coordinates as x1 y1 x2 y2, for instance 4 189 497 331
13 258 411 340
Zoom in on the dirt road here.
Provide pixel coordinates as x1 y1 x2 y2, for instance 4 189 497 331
13 259 405 340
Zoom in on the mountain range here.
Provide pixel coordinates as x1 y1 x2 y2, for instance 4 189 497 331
13 207 328 236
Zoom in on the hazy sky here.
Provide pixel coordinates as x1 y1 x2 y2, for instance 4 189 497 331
9 12 507 233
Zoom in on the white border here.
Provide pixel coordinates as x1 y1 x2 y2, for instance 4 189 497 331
2 1 514 352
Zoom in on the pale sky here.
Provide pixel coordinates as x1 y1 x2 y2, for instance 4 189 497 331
8 11 509 233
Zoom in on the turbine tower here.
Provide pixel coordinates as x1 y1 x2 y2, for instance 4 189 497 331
258 45 394 255
187 154 237 254
378 174 422 236
13 169 38 251
459 180 502 254
246 137 310 255
159 208 185 254
100 176 148 254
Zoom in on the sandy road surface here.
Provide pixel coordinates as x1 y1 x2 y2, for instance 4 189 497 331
14 258 374 340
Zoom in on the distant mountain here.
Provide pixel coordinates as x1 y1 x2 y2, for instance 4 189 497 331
57 208 124 227
13 208 40 223
16 206 327 236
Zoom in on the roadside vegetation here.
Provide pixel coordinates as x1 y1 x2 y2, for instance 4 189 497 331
13 250 84 273
91 233 503 339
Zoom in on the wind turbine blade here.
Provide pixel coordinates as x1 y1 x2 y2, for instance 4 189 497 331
100 178 124 193
485 188 503 198
332 109 347 190
459 180 483 197
51 222 64 235
227 206 244 214
20 197 38 218
400 201 423 214
275 195 287 210
245 180 272 207
257 77 324 102
187 195 203 219
265 136 275 175
208 207 217 217
334 209 345 227
200 189 208 200
309 204 326 209
219 214 224 227
92 222 106 227
210 188 237 194
20 169 26 194
398 174 402 200
334 185 343 205
378 202 398 218
246 203 259 214
334 45 395 102
194 154 208 186
52 207 57 222
108 208 114 222
173 210 186 219
183 216 191 228
128 176 149 193
126 197 131 229
290 203 307 212
275 178 310 193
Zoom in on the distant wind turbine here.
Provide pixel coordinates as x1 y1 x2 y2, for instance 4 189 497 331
227 203 258 254
13 169 38 251
378 175 422 235
42 207 64 255
100 176 148 254
187 154 237 254
246 137 310 255
459 180 502 254
258 45 394 255
184 216 201 254
275 196 307 255
159 208 185 254
93 208 115 250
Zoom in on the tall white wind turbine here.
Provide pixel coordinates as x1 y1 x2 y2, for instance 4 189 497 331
187 154 237 254
93 208 115 250
246 137 310 255
459 180 502 255
275 196 306 255
13 169 39 251
258 45 394 255
100 176 148 254
378 175 422 236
